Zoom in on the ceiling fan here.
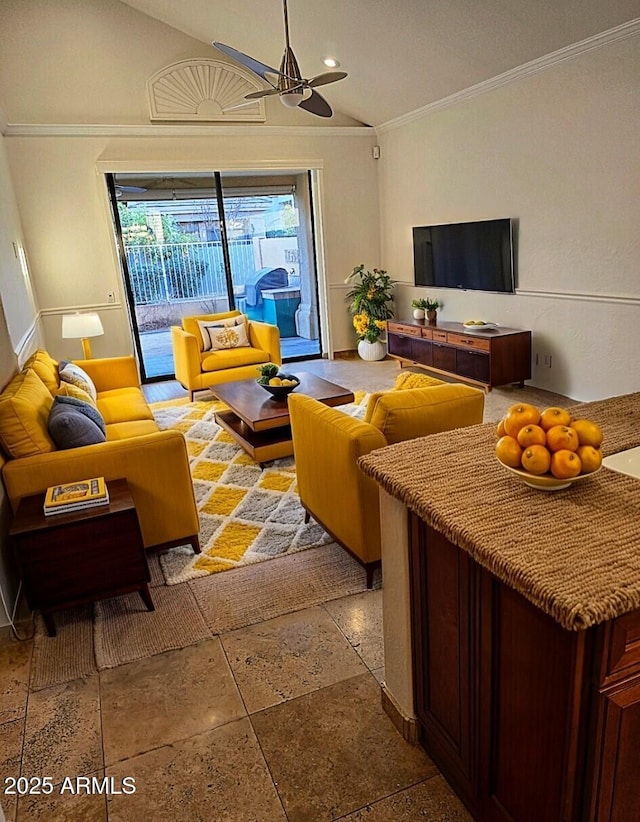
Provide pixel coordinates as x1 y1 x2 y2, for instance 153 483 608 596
114 184 147 199
213 0 347 118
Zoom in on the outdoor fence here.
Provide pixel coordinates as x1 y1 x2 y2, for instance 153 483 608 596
125 239 255 304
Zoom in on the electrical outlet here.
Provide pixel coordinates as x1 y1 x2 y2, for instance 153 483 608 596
107 291 116 304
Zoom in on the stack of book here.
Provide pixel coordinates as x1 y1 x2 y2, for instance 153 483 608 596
43 477 110 516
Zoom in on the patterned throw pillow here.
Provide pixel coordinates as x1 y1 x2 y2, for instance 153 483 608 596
56 381 96 406
394 372 445 390
58 361 97 401
198 316 249 351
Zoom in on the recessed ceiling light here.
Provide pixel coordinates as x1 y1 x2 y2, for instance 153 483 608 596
323 57 340 68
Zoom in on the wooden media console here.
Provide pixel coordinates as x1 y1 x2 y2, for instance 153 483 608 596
387 319 531 391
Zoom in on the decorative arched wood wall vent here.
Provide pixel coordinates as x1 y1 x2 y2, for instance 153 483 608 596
147 59 266 122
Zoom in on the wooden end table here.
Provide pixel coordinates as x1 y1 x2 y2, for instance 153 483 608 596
9 478 153 637
213 372 354 466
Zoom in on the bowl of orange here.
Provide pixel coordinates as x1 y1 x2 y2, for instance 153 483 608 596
495 404 604 491
499 461 601 491
256 373 300 399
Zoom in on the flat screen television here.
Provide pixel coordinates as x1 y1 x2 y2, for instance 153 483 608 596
413 218 515 293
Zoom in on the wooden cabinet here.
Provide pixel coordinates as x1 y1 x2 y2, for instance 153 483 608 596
387 319 531 390
408 515 640 821
9 479 153 636
587 613 640 822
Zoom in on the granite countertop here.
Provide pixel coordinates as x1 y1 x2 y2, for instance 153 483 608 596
359 392 640 631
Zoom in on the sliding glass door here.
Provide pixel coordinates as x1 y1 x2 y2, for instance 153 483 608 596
108 171 321 381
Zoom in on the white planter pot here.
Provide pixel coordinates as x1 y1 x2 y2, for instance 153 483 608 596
357 339 387 361
413 308 425 320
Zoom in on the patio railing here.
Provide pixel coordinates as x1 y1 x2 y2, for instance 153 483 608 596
125 239 255 304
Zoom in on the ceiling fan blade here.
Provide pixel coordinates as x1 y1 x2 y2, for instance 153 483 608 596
212 42 280 81
222 100 262 112
298 89 333 118
244 88 284 100
308 71 348 88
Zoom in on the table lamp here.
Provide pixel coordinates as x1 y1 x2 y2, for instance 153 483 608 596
61 312 104 358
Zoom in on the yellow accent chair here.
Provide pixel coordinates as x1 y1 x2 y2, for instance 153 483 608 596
171 310 281 401
288 379 485 587
0 351 200 555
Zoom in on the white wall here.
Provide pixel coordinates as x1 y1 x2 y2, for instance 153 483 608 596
0 134 41 626
377 33 640 401
0 137 40 360
0 0 379 360
6 131 378 358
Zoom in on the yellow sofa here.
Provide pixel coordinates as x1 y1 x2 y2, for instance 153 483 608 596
0 350 200 554
288 378 485 586
171 310 281 401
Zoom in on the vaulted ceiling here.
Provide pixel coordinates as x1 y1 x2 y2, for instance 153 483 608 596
119 0 640 126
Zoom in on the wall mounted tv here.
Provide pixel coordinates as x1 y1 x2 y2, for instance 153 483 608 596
413 218 515 293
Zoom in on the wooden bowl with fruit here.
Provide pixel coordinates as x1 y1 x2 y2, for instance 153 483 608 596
495 404 603 491
256 363 300 399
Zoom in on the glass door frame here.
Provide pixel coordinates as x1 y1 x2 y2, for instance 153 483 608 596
101 161 332 380
105 173 150 381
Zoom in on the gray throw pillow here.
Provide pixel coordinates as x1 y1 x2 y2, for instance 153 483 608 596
48 403 106 449
52 394 106 434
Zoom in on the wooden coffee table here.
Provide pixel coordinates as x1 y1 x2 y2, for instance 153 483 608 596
213 372 354 465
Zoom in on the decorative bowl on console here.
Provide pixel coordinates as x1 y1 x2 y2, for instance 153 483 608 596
463 320 497 332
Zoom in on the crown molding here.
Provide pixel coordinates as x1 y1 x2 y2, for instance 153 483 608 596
3 123 374 138
376 18 640 134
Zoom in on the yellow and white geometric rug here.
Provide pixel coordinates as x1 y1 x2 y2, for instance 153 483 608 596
151 392 367 584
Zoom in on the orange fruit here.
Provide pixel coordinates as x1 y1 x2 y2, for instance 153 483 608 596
496 436 523 468
521 445 552 475
539 407 572 431
517 424 547 448
496 418 507 438
503 403 541 438
577 445 603 473
546 425 579 453
550 449 582 479
571 419 604 448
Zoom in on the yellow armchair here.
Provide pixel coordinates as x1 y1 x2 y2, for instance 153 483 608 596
172 310 281 401
289 381 485 586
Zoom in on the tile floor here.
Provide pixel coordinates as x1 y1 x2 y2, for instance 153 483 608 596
0 357 574 821
0 587 473 821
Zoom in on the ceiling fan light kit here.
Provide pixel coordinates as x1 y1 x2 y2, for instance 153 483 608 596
280 91 304 108
213 0 346 118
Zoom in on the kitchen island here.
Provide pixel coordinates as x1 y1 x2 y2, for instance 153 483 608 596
359 392 640 822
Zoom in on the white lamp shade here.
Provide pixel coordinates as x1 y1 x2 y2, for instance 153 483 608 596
61 312 104 339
